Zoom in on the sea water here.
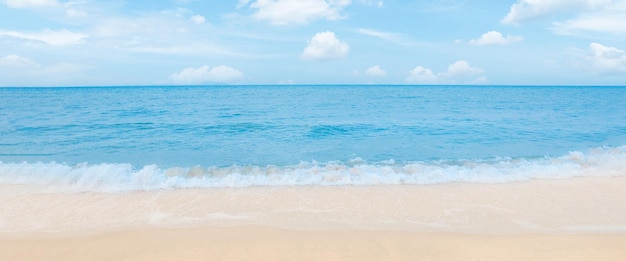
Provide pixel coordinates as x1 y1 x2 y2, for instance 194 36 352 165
1 85 625 192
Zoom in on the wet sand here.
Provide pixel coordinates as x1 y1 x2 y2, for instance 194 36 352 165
2 177 626 260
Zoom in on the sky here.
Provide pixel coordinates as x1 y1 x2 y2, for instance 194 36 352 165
0 0 625 86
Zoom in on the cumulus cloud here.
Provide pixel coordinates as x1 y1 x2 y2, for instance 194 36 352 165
469 31 523 45
406 60 486 84
588 43 626 74
1 0 58 8
443 60 484 77
169 65 244 84
365 65 387 77
245 0 351 25
501 0 612 24
0 29 88 46
0 54 39 68
301 31 349 61
406 66 437 83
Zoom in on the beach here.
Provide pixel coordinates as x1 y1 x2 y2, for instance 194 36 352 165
3 0 626 257
2 176 626 260
3 227 626 261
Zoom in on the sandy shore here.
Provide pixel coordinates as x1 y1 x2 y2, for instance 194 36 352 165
2 227 626 260
2 177 626 260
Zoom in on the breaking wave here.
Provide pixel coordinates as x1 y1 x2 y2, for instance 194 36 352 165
1 146 625 193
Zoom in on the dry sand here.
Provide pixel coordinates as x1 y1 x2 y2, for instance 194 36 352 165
2 227 626 261
2 177 626 260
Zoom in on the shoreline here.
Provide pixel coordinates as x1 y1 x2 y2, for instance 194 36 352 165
2 177 626 259
3 176 626 234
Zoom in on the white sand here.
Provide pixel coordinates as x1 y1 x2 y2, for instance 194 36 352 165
2 227 626 261
1 177 626 260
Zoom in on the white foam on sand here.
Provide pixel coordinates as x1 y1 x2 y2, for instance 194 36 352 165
0 146 625 192
1 176 626 234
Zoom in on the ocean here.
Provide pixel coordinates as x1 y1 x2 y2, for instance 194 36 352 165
1 85 625 192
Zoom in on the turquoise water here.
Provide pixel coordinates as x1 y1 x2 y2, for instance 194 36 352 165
1 85 625 190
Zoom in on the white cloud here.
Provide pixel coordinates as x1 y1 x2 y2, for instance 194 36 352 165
443 60 484 77
501 0 612 24
169 65 244 84
552 12 626 35
248 0 351 25
406 66 437 83
469 31 523 45
365 65 386 77
301 31 349 61
503 0 626 36
0 29 88 46
190 15 206 24
88 13 248 57
406 60 486 84
588 43 626 74
0 54 39 68
1 0 58 8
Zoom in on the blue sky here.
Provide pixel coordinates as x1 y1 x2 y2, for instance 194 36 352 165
1 0 625 86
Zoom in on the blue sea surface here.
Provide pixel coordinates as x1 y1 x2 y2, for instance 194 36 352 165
1 85 625 190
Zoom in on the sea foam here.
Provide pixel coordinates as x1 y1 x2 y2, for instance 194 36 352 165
1 146 624 193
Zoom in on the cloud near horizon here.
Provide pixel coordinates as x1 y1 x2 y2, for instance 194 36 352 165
169 65 244 84
406 61 486 84
301 31 349 61
0 54 39 68
589 43 626 74
365 65 387 77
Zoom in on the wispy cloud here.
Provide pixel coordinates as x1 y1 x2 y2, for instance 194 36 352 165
501 0 613 25
0 54 39 68
502 0 626 37
0 29 88 46
1 0 59 9
357 28 415 46
551 12 626 35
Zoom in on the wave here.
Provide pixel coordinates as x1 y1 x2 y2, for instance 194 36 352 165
1 146 625 192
